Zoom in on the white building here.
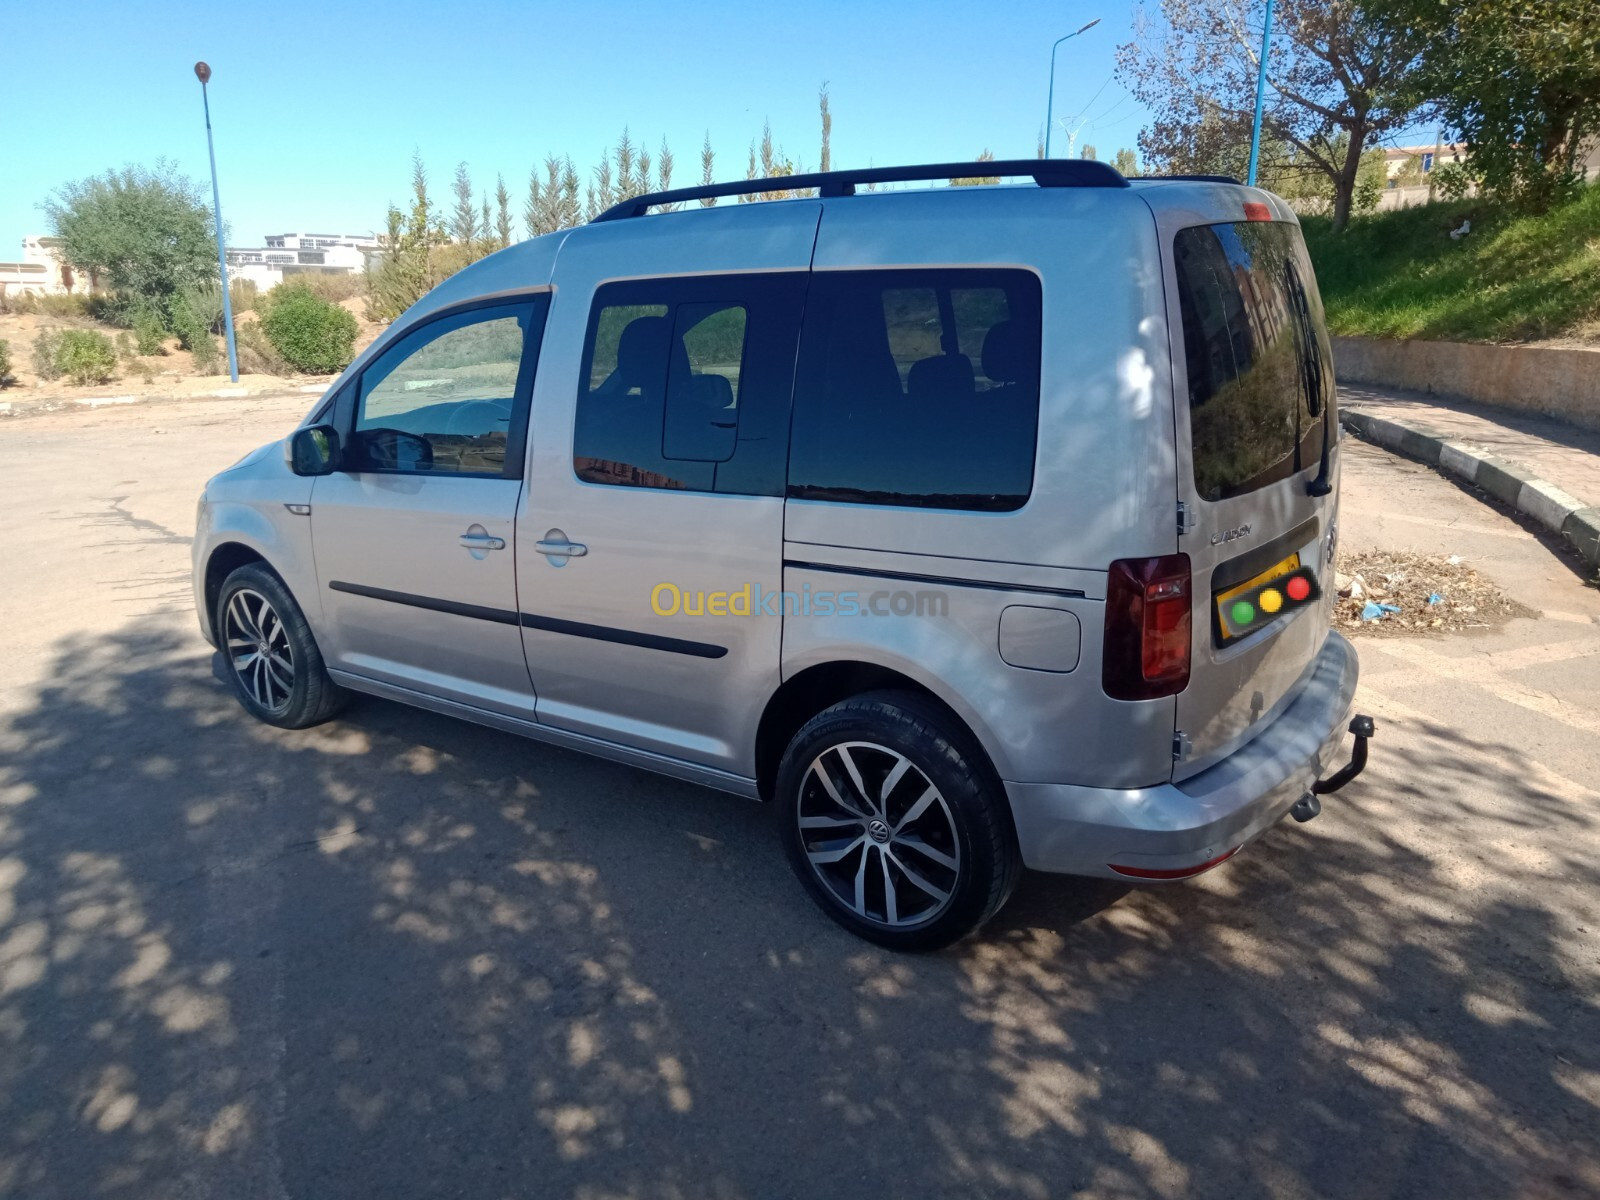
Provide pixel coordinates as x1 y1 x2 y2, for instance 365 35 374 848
0 236 96 298
3 228 380 299
225 231 380 291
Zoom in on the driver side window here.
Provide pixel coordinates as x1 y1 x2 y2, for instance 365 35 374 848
351 301 539 476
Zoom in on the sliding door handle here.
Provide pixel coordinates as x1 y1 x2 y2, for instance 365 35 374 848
534 539 587 557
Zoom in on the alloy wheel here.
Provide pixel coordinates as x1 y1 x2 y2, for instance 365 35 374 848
796 741 962 928
224 588 295 715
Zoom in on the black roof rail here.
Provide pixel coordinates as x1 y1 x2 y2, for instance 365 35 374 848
592 159 1130 222
1139 173 1244 184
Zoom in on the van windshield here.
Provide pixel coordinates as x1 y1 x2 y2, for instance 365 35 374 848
1174 221 1333 502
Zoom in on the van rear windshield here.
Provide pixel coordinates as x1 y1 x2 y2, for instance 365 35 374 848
1173 222 1333 502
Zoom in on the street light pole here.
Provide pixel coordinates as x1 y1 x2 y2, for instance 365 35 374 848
194 61 238 383
1246 0 1275 186
1045 18 1101 158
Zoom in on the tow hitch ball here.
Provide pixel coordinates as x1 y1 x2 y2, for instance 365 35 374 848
1292 715 1376 823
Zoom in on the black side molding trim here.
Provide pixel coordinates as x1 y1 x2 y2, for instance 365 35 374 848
785 559 1088 599
329 581 729 659
520 613 727 659
329 580 520 625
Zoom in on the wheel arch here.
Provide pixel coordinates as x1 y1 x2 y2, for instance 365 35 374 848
203 542 270 642
754 660 1004 803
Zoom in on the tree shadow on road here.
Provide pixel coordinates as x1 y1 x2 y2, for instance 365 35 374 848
0 619 1595 1199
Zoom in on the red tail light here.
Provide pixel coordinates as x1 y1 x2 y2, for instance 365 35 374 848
1103 554 1192 701
1243 201 1272 221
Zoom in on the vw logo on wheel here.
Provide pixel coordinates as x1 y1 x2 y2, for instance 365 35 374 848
867 819 891 843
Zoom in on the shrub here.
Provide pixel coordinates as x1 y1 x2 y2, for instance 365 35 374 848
85 293 123 324
277 271 364 303
34 293 92 319
187 329 221 374
170 296 209 351
54 330 118 385
32 331 63 380
0 339 13 386
236 320 289 376
261 283 358 373
230 278 259 313
132 307 167 355
180 281 226 335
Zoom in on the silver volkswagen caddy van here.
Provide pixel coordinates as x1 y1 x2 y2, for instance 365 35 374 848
193 160 1372 950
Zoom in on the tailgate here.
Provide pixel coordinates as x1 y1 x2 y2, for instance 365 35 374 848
1163 209 1339 778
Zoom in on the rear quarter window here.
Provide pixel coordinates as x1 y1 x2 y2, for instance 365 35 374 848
787 268 1042 511
1174 222 1333 502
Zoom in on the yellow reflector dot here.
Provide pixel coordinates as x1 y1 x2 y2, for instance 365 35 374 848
1259 588 1283 614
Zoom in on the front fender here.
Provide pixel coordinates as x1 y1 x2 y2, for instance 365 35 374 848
194 478 320 646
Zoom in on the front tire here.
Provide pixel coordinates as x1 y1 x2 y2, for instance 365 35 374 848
777 690 1020 951
216 563 346 729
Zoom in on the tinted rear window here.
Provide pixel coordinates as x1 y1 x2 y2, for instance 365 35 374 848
788 268 1042 511
1174 222 1333 501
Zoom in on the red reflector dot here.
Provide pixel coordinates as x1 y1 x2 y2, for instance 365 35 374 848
1286 576 1311 602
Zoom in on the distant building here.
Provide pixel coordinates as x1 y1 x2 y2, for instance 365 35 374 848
2 227 379 300
0 236 95 298
225 231 380 291
1383 142 1470 180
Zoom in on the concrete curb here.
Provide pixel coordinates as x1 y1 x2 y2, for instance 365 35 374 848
1342 408 1600 573
1 382 328 419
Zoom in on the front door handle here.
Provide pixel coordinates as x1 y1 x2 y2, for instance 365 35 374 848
458 533 507 551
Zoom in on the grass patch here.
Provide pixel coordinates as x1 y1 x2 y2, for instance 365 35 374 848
1303 185 1600 344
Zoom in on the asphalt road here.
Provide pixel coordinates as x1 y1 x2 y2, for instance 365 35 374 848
1 393 1597 1200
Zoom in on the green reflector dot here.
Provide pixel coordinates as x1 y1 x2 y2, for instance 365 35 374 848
1231 600 1256 626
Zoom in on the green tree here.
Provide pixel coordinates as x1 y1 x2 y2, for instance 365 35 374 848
951 150 1000 186
44 161 217 322
819 83 833 172
1373 0 1600 208
494 176 513 249
527 156 583 236
489 175 508 249
744 121 795 202
614 129 641 202
591 155 616 220
1113 147 1140 176
560 159 581 226
450 162 481 253
700 132 717 206
1080 144 1098 161
1118 0 1432 230
366 153 449 321
655 138 678 211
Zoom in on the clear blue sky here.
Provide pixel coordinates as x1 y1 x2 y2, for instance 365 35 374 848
5 0 1160 251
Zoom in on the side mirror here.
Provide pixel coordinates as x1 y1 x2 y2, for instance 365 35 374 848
288 424 342 475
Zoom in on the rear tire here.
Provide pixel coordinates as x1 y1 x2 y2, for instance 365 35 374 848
777 690 1020 951
216 563 346 729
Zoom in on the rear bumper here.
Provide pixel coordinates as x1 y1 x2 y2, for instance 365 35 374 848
1006 630 1361 879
